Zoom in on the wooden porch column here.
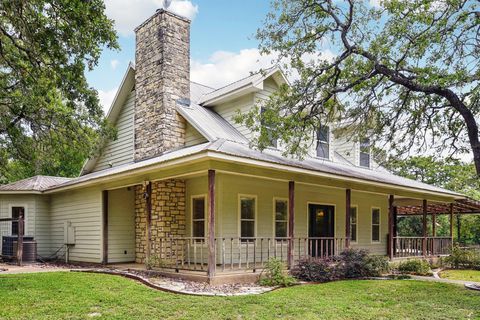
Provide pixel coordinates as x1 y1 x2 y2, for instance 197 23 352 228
102 190 109 264
457 214 461 244
449 203 454 245
16 210 24 266
287 181 295 269
345 189 351 249
145 181 152 263
393 206 398 237
422 199 427 256
388 195 394 259
207 170 216 280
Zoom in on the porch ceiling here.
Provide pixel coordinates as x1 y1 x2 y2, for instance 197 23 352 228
396 198 480 216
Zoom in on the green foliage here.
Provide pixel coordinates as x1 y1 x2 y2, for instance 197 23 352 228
397 259 432 276
292 249 389 282
386 155 480 245
336 249 389 278
246 0 480 172
0 1 119 182
259 258 296 287
443 246 480 270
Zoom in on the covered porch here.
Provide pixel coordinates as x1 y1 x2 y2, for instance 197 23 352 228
391 198 480 259
101 158 472 282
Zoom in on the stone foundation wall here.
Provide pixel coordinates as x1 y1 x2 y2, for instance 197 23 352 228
135 179 186 265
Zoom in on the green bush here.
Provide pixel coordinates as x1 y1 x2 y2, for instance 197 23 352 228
292 258 337 282
443 246 480 270
259 258 296 287
335 249 389 278
397 259 432 276
292 249 389 282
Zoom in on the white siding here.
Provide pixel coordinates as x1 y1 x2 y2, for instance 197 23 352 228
107 187 135 263
213 94 255 141
93 90 135 172
185 122 208 146
50 187 103 263
333 134 358 166
34 195 51 257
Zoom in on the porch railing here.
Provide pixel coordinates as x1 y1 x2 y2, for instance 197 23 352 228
393 236 452 258
148 237 347 273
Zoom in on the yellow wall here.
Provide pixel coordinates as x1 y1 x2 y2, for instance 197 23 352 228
183 173 389 255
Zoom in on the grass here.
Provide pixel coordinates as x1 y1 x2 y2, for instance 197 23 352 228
0 272 479 320
440 269 480 282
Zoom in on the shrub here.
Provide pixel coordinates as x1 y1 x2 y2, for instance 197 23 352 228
335 249 389 278
292 249 389 282
443 246 480 270
291 258 337 282
397 259 432 276
259 258 296 287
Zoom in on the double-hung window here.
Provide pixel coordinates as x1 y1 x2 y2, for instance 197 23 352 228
371 208 380 242
11 206 24 236
316 125 330 158
274 199 288 239
260 107 277 148
240 196 256 241
192 197 206 238
360 138 371 168
350 206 357 243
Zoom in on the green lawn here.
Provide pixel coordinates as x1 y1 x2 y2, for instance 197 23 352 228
440 269 480 283
0 272 479 320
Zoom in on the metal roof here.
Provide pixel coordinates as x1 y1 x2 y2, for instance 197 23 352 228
43 139 462 197
190 82 215 104
176 102 248 144
0 176 72 193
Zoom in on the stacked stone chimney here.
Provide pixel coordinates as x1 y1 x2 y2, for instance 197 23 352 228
134 9 190 161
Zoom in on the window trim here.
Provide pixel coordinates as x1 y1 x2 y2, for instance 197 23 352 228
371 206 381 243
350 205 358 244
8 204 28 236
272 197 289 240
316 125 330 159
191 194 207 239
238 194 258 240
359 138 371 168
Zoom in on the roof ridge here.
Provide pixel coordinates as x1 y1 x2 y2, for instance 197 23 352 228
204 66 276 95
190 80 216 90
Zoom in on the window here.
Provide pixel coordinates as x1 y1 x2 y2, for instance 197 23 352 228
316 125 330 158
360 138 371 168
11 206 24 236
274 199 288 238
350 206 357 242
240 196 256 241
261 107 277 148
371 208 380 242
192 197 205 238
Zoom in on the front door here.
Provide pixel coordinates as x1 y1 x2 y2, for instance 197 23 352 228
308 204 335 257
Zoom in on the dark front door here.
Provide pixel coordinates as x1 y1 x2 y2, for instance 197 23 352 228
308 204 335 257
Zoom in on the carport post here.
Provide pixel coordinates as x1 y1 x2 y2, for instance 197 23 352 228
422 199 427 256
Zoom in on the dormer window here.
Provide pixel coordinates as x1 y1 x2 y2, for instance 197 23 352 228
260 107 277 148
360 138 371 168
316 125 330 159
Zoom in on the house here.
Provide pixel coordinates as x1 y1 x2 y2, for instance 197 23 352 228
1 9 479 283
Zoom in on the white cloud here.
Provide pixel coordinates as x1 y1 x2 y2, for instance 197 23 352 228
104 0 198 36
110 59 119 70
191 48 336 88
98 88 118 113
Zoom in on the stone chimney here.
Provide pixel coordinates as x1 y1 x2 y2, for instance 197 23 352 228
134 9 190 161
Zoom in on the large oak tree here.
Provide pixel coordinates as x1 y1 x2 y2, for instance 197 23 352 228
245 0 480 174
0 0 118 182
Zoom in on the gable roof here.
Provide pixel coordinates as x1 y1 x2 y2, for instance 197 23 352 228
0 176 72 194
176 102 248 143
198 66 288 106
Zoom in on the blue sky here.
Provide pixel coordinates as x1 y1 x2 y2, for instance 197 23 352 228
87 0 275 111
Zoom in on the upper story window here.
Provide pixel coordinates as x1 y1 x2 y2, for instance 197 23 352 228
316 125 330 159
359 138 371 168
260 107 277 148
